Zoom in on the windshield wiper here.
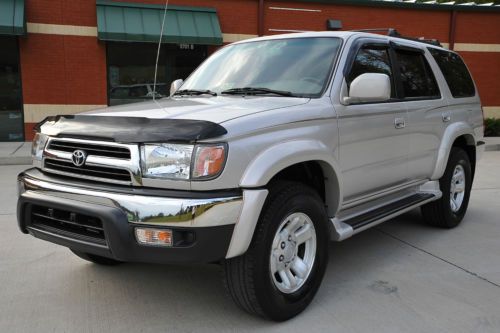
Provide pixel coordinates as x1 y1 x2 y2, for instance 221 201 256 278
173 89 217 97
221 87 296 97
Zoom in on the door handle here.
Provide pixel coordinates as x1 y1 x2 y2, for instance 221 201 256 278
442 112 451 122
394 118 406 129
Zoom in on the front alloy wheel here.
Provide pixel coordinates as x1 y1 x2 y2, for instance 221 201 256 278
270 213 317 294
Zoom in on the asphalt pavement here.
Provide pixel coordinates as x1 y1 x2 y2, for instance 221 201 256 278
1 153 499 332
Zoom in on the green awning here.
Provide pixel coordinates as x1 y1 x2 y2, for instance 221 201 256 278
96 0 223 45
0 0 25 36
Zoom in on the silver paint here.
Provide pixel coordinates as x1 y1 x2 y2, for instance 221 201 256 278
28 31 484 258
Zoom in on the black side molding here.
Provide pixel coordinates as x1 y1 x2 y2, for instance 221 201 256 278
37 115 228 143
477 141 485 147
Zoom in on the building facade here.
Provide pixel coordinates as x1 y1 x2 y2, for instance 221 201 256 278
0 0 499 141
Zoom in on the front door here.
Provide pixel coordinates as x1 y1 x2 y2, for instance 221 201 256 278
336 41 409 202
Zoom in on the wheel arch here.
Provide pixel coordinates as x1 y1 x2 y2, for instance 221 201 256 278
239 140 343 216
431 122 476 180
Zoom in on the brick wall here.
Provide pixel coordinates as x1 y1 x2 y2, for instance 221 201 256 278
19 35 107 105
25 0 98 26
266 1 451 42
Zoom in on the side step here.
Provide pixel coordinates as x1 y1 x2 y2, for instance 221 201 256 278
345 193 434 230
330 192 438 241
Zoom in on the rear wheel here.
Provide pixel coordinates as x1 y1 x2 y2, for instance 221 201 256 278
421 147 472 228
223 181 329 321
70 249 123 266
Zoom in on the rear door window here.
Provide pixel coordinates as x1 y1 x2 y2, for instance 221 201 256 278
428 48 475 98
395 50 440 99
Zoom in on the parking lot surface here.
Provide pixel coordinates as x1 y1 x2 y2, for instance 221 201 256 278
1 152 500 332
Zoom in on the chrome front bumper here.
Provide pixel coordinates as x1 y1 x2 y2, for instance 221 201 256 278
17 168 246 263
18 169 243 228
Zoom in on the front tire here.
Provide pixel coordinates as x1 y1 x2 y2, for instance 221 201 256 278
421 147 472 228
223 181 329 321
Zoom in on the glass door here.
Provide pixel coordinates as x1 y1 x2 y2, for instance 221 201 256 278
0 36 24 141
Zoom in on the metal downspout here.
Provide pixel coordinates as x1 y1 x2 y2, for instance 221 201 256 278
258 0 264 36
449 10 457 50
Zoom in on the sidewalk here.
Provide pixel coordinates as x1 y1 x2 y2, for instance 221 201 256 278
0 142 32 165
0 137 499 166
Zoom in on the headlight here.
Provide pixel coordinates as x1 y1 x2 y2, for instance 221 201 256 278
141 144 194 179
31 133 48 161
141 143 227 180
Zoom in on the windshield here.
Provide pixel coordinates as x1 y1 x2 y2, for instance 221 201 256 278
180 37 342 98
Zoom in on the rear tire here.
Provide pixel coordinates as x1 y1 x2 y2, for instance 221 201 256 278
421 147 472 228
70 249 123 266
223 181 329 321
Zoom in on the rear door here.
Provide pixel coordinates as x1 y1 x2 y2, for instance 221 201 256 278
336 40 409 202
391 44 444 181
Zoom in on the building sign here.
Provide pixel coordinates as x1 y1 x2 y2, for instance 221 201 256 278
178 44 195 50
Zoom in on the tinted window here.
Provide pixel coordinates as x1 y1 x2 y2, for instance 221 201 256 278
428 48 475 98
347 46 395 98
107 42 207 106
395 50 440 99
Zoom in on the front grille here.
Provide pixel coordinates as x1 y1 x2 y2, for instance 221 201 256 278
47 140 131 159
44 158 132 183
30 205 106 245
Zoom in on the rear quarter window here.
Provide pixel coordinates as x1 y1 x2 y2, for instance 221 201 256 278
428 48 475 98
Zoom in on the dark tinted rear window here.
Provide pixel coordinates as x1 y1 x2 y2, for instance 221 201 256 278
395 50 440 99
428 48 475 98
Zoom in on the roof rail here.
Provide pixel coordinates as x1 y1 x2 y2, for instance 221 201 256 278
351 28 442 47
352 28 400 36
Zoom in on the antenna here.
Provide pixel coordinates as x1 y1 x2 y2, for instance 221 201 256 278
152 0 169 101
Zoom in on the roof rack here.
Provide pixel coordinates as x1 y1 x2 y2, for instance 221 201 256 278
351 28 442 47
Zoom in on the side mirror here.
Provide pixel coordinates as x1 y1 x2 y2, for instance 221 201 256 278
344 73 391 104
170 79 184 96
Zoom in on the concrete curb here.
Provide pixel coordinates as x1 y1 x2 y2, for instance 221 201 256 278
484 136 500 152
485 144 500 152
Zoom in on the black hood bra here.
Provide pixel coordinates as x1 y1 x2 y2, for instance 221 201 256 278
36 115 228 143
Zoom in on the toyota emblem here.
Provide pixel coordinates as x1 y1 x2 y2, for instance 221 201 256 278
71 150 87 167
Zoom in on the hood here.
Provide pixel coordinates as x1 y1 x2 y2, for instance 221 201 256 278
83 96 310 124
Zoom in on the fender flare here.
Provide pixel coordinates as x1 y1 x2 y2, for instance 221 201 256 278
239 139 343 215
431 122 476 180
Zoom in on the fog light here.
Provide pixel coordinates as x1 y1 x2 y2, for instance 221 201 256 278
135 228 173 247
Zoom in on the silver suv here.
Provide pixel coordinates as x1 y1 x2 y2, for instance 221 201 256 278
18 31 485 321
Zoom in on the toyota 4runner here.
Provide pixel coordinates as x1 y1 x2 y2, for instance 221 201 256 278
17 31 485 321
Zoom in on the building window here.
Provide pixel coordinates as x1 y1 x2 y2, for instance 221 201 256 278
0 36 23 141
106 42 207 106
